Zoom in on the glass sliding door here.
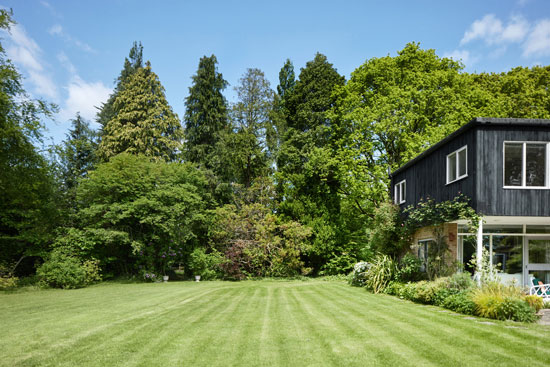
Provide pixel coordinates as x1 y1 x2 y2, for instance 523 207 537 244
526 237 550 286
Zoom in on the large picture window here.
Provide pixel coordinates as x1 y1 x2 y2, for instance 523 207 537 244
394 180 406 204
447 146 467 184
504 142 548 188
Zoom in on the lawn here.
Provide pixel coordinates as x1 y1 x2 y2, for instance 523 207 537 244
1 280 549 366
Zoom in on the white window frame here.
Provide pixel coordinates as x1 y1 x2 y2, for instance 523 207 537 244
446 145 468 184
503 141 550 189
394 179 406 205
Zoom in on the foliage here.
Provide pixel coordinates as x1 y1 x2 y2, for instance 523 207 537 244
440 291 476 315
349 261 370 287
469 248 502 285
97 41 144 129
75 154 211 276
276 53 362 273
220 68 275 186
0 9 59 274
402 194 480 233
188 247 222 280
183 54 229 171
396 253 423 282
0 262 18 290
367 201 408 256
211 179 312 280
363 255 397 294
319 252 357 276
523 295 544 312
98 63 182 161
36 249 98 289
472 282 536 322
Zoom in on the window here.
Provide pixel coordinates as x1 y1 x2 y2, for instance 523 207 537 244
504 142 548 188
446 146 467 184
394 180 406 204
418 239 433 272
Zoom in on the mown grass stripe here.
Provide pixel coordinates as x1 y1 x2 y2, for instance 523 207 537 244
2 281 550 367
327 283 550 366
305 283 442 366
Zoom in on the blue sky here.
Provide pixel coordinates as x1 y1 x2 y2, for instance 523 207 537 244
2 0 550 144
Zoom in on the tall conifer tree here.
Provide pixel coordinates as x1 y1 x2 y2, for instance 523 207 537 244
183 55 228 169
96 42 144 129
97 63 182 161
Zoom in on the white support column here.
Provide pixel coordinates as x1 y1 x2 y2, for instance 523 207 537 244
476 218 483 285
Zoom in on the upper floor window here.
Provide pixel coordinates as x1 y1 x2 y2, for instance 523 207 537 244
394 180 406 204
504 142 548 188
447 146 467 184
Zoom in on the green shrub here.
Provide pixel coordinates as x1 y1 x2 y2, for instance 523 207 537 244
37 252 87 289
446 272 475 291
82 259 102 284
523 295 544 312
472 283 537 322
441 291 475 315
349 262 370 287
0 276 18 290
384 281 405 296
37 250 102 289
396 253 423 282
364 255 397 294
188 248 223 280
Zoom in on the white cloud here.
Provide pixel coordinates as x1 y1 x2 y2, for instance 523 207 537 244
523 19 550 57
461 14 528 45
2 23 58 99
48 23 95 53
443 49 471 65
59 76 112 123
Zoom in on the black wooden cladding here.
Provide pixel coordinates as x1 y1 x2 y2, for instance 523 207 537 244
391 118 550 217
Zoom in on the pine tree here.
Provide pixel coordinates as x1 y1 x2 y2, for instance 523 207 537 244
183 55 229 169
97 62 182 161
60 113 97 193
96 42 143 129
226 68 275 186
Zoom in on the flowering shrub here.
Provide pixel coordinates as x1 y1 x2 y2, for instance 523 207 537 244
142 271 158 282
349 262 370 287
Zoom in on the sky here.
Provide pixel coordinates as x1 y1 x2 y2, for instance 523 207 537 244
1 0 550 144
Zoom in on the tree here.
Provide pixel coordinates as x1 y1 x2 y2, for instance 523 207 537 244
276 53 352 274
96 42 143 129
97 62 182 161
72 154 212 276
59 113 97 196
224 68 275 186
183 55 229 170
0 10 59 274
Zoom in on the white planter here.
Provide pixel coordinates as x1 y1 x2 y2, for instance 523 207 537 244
163 275 169 282
195 275 201 282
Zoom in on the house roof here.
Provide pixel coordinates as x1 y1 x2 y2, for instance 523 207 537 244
390 117 550 177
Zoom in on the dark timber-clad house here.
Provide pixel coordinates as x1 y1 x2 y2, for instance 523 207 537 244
391 117 550 286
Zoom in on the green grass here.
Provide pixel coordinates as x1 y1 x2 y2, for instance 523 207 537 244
1 280 549 366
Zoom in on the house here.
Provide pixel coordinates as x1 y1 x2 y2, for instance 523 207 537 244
390 117 550 287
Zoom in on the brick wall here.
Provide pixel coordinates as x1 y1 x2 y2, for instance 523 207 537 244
411 223 458 263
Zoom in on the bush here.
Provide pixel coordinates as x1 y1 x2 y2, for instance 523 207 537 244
396 253 423 282
364 255 397 294
188 248 222 280
37 250 102 289
0 262 18 290
383 281 405 296
441 291 476 315
446 272 475 291
472 283 537 322
523 295 544 312
349 262 370 287
0 276 18 290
